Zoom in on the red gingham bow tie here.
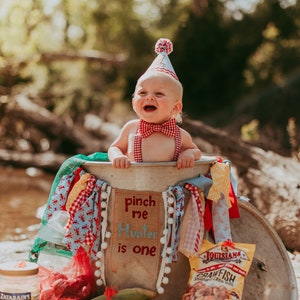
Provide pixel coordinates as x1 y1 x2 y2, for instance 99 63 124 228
139 118 177 138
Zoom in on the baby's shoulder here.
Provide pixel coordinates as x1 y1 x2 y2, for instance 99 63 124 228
122 119 139 132
125 119 139 125
124 119 139 127
179 126 193 141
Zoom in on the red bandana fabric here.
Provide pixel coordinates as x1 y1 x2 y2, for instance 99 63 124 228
139 118 177 138
182 183 204 255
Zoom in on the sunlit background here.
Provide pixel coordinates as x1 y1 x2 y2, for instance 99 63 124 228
0 0 299 157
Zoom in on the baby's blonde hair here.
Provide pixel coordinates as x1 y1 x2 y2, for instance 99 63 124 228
134 71 183 123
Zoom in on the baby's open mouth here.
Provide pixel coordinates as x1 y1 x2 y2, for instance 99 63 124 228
143 105 157 112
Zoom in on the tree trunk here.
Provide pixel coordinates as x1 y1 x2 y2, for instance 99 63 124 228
0 150 66 172
5 95 111 154
40 49 126 66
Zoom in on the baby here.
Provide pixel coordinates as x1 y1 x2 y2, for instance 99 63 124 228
108 38 201 169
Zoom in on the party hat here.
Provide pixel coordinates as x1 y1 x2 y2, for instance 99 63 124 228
145 38 178 80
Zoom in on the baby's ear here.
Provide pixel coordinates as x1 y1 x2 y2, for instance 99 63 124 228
132 96 136 106
173 101 183 114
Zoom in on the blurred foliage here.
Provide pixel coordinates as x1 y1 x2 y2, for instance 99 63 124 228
241 119 260 142
0 0 299 156
0 0 154 122
172 0 300 116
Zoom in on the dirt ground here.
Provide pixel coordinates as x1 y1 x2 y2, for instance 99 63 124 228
0 166 53 241
0 165 298 297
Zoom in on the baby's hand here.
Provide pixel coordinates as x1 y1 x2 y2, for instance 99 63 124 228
177 150 195 169
112 156 131 169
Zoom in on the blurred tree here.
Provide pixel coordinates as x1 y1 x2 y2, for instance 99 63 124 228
0 0 299 156
244 1 299 90
0 0 153 121
171 0 300 118
173 0 238 115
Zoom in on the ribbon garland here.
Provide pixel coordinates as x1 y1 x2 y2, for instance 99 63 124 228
182 183 205 255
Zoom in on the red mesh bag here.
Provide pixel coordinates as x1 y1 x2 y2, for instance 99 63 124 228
39 247 96 300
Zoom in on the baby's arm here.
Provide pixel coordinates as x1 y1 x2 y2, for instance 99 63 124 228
108 120 136 168
177 129 202 169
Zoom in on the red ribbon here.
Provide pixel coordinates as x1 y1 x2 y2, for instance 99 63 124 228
104 287 118 300
222 239 235 248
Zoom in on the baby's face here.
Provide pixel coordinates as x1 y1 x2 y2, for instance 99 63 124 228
132 73 182 124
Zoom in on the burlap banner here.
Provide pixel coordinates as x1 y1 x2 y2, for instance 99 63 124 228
105 188 164 290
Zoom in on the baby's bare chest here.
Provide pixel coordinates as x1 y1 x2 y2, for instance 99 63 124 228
128 133 177 162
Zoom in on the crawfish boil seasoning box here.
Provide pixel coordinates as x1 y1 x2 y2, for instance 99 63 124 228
183 240 255 300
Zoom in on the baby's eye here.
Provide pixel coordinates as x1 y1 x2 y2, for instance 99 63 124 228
155 92 164 97
139 91 147 96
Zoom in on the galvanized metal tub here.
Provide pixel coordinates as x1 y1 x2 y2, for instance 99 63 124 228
84 157 298 300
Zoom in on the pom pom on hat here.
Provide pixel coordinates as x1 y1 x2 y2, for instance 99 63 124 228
145 38 178 80
155 38 173 55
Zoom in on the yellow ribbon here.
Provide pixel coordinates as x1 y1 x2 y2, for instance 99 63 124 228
207 162 231 208
65 173 90 210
